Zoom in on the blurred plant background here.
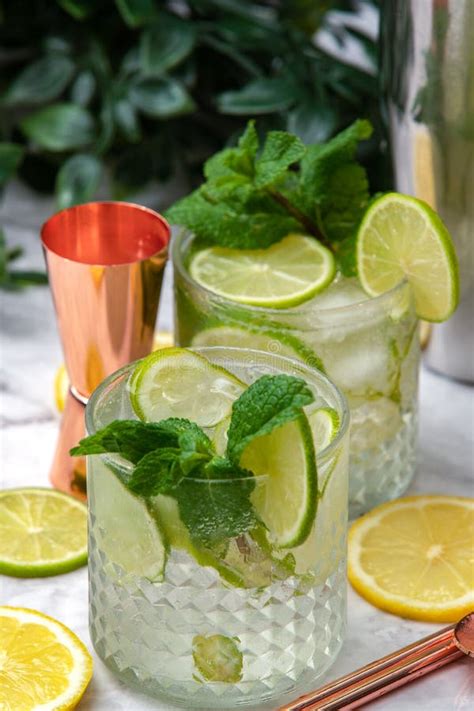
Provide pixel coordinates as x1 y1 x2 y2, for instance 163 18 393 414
0 0 389 287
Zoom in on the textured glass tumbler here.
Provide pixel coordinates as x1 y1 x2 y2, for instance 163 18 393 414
86 348 349 708
173 231 420 518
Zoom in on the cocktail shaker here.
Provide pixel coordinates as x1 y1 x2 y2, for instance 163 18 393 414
41 202 170 497
380 0 474 382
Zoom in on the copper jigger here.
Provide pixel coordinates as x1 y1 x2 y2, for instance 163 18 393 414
41 202 170 498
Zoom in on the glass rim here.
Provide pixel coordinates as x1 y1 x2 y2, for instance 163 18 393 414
41 201 170 265
171 228 410 316
85 346 350 479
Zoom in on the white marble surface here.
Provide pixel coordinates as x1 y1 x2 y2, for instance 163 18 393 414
1 185 474 710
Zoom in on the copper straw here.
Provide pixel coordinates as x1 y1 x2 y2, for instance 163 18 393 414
42 202 169 497
279 624 463 710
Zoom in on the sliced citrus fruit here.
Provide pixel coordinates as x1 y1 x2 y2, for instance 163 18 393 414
129 347 245 427
0 488 87 578
54 363 69 413
89 460 166 582
191 324 324 371
189 233 336 308
307 406 339 451
0 606 93 710
240 412 317 548
348 495 474 622
192 634 243 683
357 193 459 322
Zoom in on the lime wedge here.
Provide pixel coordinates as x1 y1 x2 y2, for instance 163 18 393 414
357 193 459 322
189 234 336 308
240 413 317 548
0 488 87 577
192 325 324 372
192 634 243 683
90 462 166 581
129 347 245 427
307 407 340 451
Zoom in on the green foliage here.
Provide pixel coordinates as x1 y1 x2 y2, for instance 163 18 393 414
56 154 102 208
0 229 48 291
0 0 389 209
166 120 372 272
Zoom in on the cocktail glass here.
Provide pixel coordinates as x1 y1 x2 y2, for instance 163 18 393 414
172 230 419 518
86 347 349 708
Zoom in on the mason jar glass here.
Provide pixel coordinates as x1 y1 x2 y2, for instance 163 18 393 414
86 347 349 708
172 230 420 518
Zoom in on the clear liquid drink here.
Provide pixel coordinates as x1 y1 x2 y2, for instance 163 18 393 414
173 231 419 518
86 348 349 708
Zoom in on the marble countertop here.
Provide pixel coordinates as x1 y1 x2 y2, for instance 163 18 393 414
1 184 473 710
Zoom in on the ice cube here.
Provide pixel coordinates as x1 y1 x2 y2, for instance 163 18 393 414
318 328 397 397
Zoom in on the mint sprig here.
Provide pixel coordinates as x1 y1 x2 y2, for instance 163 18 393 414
227 374 314 462
165 119 373 274
72 373 314 544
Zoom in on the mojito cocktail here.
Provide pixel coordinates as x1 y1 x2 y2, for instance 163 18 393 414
80 347 349 708
173 231 419 518
168 121 458 518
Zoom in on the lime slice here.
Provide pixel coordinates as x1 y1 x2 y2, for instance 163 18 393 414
192 634 243 683
240 413 317 548
307 406 339 451
357 193 459 322
189 234 336 309
0 488 87 577
129 347 245 427
90 461 166 581
192 325 324 372
149 494 246 587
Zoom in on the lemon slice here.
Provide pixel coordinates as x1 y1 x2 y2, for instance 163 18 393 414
357 193 459 322
189 233 336 308
0 488 87 578
348 495 474 622
0 606 93 709
129 347 245 427
240 412 317 548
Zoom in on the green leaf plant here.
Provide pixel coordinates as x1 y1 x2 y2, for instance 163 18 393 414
0 0 389 209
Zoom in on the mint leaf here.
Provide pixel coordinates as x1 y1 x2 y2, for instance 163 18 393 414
254 131 305 188
70 417 212 464
204 120 258 180
299 119 372 201
128 447 188 497
299 119 372 237
70 420 174 463
167 188 299 249
226 375 314 462
165 119 373 268
176 457 257 544
165 121 304 249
